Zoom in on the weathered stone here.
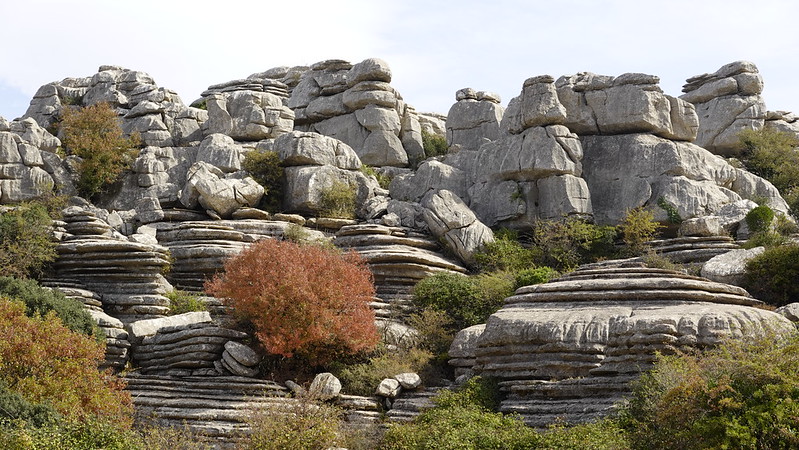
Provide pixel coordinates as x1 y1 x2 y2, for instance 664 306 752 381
196 134 243 172
276 131 361 169
393 373 422 390
421 189 494 265
128 312 212 342
776 303 799 322
309 373 342 399
224 341 260 367
679 216 722 237
701 247 765 287
446 95 504 150
376 378 402 398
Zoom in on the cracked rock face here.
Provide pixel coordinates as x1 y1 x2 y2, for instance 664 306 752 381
421 189 494 265
681 61 766 156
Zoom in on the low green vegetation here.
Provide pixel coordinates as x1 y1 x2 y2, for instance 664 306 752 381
331 347 435 397
360 165 392 190
165 290 207 315
739 127 799 219
242 149 284 212
0 201 60 279
319 179 357 219
743 243 799 307
59 102 141 198
619 207 662 256
245 397 344 450
421 130 448 158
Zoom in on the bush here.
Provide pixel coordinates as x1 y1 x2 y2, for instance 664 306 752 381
0 417 139 450
473 229 537 273
0 202 58 279
165 290 207 316
0 277 100 339
381 377 539 449
539 420 630 450
206 239 378 366
332 348 435 397
245 397 343 450
620 331 799 449
531 218 618 270
0 383 60 428
406 308 455 355
0 298 132 424
242 150 284 212
360 165 391 190
745 204 775 234
319 179 357 219
620 207 661 256
59 102 140 198
743 244 799 306
421 130 448 158
413 271 514 331
656 197 682 224
514 266 557 290
740 127 799 194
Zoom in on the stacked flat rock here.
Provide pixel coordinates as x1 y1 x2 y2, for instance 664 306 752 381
125 373 289 443
646 236 740 264
201 77 291 99
460 263 794 427
287 58 425 167
334 224 467 319
40 278 130 371
53 207 172 324
129 312 247 375
219 341 260 377
765 110 799 137
0 118 63 203
446 88 504 150
154 220 290 291
334 394 383 424
681 61 766 156
385 388 438 423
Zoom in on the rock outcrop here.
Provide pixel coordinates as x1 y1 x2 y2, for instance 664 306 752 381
446 88 504 151
0 118 64 202
458 263 794 427
681 61 766 156
286 58 424 167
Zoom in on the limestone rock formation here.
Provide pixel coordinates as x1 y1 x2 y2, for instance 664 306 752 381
285 58 424 166
581 133 788 224
179 161 264 218
25 65 207 147
0 118 65 202
701 247 765 286
446 88 504 150
421 189 494 266
457 263 793 426
203 90 294 141
556 72 698 141
681 61 766 156
765 110 799 137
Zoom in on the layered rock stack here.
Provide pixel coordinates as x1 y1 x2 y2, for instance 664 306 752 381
25 65 207 147
681 61 766 156
0 118 63 203
41 278 131 371
125 373 289 443
128 312 248 376
153 219 292 292
334 224 467 319
52 206 173 324
456 263 794 427
287 58 425 166
445 88 503 150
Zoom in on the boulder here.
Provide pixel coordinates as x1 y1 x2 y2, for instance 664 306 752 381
446 89 504 150
701 247 765 286
309 373 342 399
376 378 402 398
681 61 766 156
775 303 799 322
180 162 264 218
276 131 361 169
421 189 494 266
679 216 723 237
204 90 294 141
393 373 422 390
196 134 243 172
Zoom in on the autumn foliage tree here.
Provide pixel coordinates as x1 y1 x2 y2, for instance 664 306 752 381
0 298 132 425
206 239 379 366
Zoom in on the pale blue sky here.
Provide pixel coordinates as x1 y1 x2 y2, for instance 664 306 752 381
1 0 797 120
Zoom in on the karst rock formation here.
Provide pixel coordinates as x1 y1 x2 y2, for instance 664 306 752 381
2 58 798 442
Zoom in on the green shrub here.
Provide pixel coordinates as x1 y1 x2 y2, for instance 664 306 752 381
331 348 434 397
381 377 538 449
360 165 391 190
743 230 789 249
539 420 630 450
242 150 284 212
743 244 799 306
59 102 140 198
0 383 60 428
0 277 100 338
413 271 514 331
620 207 662 256
514 266 557 289
245 397 343 450
531 218 618 270
745 204 775 234
0 202 58 279
473 229 537 273
0 417 139 450
406 308 455 355
165 290 207 315
656 197 682 224
620 331 799 449
421 130 448 158
740 127 799 194
319 179 357 219
283 223 310 243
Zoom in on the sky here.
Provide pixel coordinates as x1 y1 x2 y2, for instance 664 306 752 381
1 0 797 121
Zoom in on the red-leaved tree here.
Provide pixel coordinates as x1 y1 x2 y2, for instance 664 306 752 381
206 239 379 366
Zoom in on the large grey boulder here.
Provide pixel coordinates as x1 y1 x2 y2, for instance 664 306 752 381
309 373 342 400
283 164 379 217
556 72 698 141
776 303 799 323
501 75 566 133
275 131 361 169
581 133 787 225
421 189 494 265
196 134 244 172
180 161 264 218
446 88 504 151
389 159 469 202
128 311 212 343
681 61 766 156
701 247 765 287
